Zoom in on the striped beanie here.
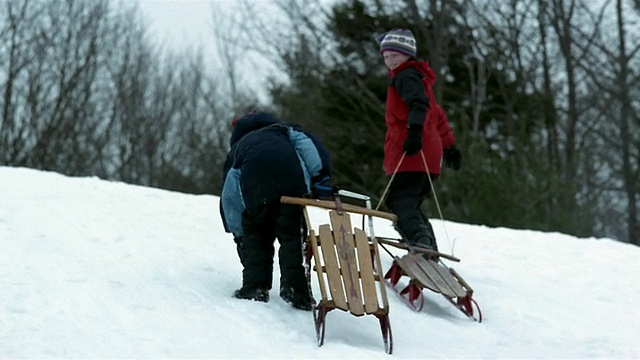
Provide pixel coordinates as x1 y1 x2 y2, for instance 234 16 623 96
375 29 417 58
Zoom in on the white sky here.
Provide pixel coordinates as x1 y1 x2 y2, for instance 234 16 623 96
136 0 235 78
137 0 220 54
136 0 283 103
1 166 639 358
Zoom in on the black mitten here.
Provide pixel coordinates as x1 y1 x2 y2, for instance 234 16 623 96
444 146 462 171
403 125 423 156
311 175 335 200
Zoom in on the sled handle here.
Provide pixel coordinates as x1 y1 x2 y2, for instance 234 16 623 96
280 196 397 222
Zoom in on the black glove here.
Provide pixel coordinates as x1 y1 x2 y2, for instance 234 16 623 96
403 125 423 156
444 146 462 171
311 175 335 200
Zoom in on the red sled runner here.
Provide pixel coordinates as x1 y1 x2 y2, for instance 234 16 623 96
378 238 482 322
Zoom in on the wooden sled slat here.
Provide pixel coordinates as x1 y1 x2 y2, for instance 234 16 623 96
329 211 365 316
394 255 439 292
308 228 329 304
318 224 348 311
372 237 390 313
450 267 474 296
415 255 468 298
354 229 379 314
411 255 457 297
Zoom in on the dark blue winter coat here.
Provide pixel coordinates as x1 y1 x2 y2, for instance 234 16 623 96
220 112 332 237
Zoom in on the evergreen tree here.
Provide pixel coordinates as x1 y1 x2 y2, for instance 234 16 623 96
268 0 592 237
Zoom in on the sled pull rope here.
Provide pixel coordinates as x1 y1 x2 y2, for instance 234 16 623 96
375 150 455 255
375 152 406 211
420 151 454 256
375 152 406 259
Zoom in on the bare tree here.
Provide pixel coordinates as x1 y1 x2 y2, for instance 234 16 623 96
1 0 45 164
404 0 455 101
610 0 640 245
0 0 233 194
210 0 640 242
574 0 640 244
0 0 113 175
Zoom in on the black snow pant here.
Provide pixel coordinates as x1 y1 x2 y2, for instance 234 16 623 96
385 172 438 250
240 201 308 293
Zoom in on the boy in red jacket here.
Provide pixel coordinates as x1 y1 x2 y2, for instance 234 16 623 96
376 28 461 253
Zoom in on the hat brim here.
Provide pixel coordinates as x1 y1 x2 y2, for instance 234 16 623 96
380 46 416 58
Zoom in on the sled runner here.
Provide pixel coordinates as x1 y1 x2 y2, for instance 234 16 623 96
280 195 394 354
380 237 482 322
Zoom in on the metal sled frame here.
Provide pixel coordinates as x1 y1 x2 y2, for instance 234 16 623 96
280 195 394 354
379 238 482 322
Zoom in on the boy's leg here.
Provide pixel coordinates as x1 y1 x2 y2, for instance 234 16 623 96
235 203 277 301
275 203 313 310
385 172 438 251
234 236 244 266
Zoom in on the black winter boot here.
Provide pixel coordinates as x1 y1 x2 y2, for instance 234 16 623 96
280 286 314 311
233 287 269 302
413 222 438 251
394 205 439 259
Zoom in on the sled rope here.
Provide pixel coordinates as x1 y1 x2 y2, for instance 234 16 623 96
375 152 406 211
420 151 454 255
375 153 406 259
375 150 454 255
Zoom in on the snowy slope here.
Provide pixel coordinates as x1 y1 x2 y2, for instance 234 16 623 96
1 167 638 358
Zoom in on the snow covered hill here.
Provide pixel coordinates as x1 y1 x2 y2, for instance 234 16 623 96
1 166 638 358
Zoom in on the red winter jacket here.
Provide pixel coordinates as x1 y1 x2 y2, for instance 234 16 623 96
383 60 455 176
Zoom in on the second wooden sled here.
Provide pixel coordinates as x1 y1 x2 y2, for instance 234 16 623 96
280 196 394 354
378 237 482 322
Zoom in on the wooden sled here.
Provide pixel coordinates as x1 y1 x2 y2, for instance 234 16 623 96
380 238 482 322
280 196 394 354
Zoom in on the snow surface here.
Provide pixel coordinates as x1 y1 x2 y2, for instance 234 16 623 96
1 166 638 358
